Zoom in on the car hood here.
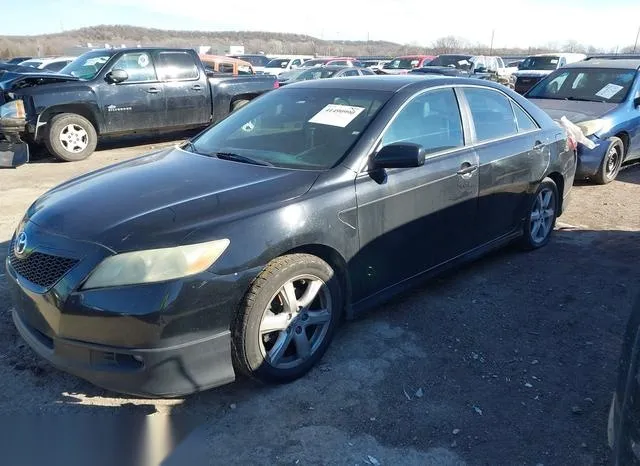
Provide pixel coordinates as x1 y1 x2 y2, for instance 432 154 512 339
0 72 78 90
25 147 321 252
527 98 618 123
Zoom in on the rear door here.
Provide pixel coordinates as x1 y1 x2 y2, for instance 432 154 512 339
458 86 544 244
153 50 212 128
100 51 166 134
353 87 479 299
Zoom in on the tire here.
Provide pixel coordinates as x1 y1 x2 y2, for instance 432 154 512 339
231 99 250 112
231 253 343 384
593 137 624 185
519 177 559 250
45 113 98 162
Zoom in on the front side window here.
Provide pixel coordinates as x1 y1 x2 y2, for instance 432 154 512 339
382 88 464 155
155 52 198 80
187 88 393 170
463 88 518 142
111 52 157 82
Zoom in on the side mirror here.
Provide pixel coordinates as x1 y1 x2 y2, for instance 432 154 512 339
474 66 487 73
634 96 640 108
373 143 426 169
106 69 128 84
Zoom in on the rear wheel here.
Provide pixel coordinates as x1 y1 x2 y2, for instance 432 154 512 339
231 254 342 384
520 177 558 250
593 137 624 185
45 113 97 162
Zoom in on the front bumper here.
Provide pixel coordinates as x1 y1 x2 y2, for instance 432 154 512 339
0 116 29 168
575 136 608 178
5 222 262 397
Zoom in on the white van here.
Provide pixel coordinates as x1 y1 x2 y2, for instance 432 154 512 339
513 53 586 94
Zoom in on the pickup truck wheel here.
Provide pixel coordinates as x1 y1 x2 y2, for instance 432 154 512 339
45 113 97 162
231 99 250 112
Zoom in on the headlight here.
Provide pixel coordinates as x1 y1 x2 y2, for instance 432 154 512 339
577 119 606 137
0 100 25 119
82 239 230 289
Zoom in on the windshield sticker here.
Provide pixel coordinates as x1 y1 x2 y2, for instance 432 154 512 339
550 59 559 64
411 60 419 66
595 83 624 99
308 104 365 127
458 60 470 65
138 54 150 67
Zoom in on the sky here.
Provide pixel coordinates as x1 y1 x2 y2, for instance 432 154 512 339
2 0 640 50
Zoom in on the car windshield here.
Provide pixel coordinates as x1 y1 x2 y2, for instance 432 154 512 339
519 56 560 71
296 68 339 80
20 60 42 68
425 55 474 69
186 88 392 170
237 55 269 66
383 58 421 69
527 68 637 104
59 51 112 79
266 59 290 68
301 59 329 68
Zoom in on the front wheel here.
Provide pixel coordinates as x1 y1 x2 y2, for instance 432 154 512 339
520 177 559 250
45 113 98 162
593 137 624 185
231 254 342 384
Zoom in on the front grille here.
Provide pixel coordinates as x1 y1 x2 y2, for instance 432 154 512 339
8 239 79 288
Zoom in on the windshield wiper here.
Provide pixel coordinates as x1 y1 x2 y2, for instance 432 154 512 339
215 152 273 167
181 140 201 154
564 96 608 103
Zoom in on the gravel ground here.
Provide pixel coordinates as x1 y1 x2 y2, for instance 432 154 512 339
1 141 639 466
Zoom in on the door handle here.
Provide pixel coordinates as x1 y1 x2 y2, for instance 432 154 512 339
191 84 203 91
146 87 161 94
533 140 545 150
457 162 478 176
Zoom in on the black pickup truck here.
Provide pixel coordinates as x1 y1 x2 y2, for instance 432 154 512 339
0 47 278 166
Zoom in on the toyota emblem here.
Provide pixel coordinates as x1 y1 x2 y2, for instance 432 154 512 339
14 232 28 257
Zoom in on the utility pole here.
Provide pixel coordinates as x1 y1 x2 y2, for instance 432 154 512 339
634 26 640 53
489 29 495 55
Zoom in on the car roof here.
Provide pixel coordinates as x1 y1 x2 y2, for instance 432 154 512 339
562 59 640 70
282 75 498 92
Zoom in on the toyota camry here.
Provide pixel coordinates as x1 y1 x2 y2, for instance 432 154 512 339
6 76 577 397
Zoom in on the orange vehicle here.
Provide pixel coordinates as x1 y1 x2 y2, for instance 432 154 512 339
198 54 255 75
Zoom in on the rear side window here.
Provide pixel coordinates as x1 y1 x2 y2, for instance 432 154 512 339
512 103 538 132
156 52 199 80
219 63 234 74
462 88 517 142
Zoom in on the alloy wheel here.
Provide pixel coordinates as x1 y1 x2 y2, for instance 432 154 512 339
259 274 332 370
530 187 555 245
59 124 89 153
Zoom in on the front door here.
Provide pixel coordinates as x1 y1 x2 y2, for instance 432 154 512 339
153 50 212 129
353 88 479 300
100 51 166 134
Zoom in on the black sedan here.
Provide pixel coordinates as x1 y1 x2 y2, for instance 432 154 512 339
5 76 577 397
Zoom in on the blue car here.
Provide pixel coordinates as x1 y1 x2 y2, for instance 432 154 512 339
526 59 640 184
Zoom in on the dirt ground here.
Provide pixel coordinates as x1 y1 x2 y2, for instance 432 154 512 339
1 140 640 466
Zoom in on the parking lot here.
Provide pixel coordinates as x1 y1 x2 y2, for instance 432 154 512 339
1 139 640 465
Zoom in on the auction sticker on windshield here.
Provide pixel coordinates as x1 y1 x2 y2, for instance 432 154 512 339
595 83 624 100
308 104 365 127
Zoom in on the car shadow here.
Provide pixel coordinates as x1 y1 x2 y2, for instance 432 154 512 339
1 227 639 465
617 161 640 185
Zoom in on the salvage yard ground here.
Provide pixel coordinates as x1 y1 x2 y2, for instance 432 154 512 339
1 138 640 465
